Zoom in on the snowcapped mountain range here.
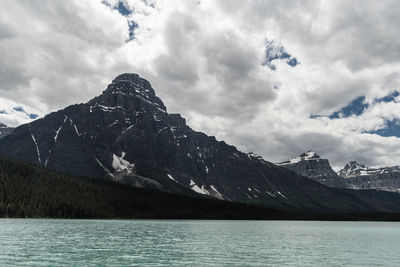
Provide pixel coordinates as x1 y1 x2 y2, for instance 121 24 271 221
278 151 321 165
338 161 400 178
338 161 400 192
0 74 328 208
338 161 369 177
279 151 400 193
1 73 400 213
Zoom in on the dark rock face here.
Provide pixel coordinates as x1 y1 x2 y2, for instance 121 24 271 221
339 161 400 192
278 151 347 188
0 122 14 139
2 73 400 212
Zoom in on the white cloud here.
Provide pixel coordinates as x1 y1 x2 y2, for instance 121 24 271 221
0 0 400 170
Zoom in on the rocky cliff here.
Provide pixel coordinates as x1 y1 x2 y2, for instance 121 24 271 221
278 151 347 188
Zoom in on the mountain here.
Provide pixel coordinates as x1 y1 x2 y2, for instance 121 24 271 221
2 73 400 213
0 122 14 139
277 151 347 188
339 161 400 192
338 161 369 177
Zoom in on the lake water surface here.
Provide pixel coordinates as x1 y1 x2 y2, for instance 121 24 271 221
0 219 399 266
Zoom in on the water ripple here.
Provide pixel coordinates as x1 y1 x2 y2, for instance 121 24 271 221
0 219 399 266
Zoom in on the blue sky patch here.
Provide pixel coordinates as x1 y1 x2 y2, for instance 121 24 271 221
13 107 24 112
310 91 400 137
13 106 38 120
375 91 399 103
127 20 138 41
114 1 132 17
329 96 368 119
309 96 369 119
262 41 299 70
369 119 400 137
322 91 398 120
102 0 137 42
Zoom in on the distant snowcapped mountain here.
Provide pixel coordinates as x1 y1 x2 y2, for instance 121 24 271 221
338 161 369 177
338 161 400 192
278 151 400 193
0 122 14 139
279 150 320 164
278 151 347 188
0 104 39 127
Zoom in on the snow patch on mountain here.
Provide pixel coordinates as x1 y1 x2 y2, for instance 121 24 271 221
108 120 119 127
266 191 276 197
54 117 67 143
210 185 219 193
112 152 134 173
278 150 320 165
190 179 209 195
276 191 287 199
167 174 177 182
247 152 264 160
68 118 82 136
30 133 41 164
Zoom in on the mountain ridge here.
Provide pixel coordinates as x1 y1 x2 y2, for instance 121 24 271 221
279 151 400 193
2 73 400 212
339 161 400 192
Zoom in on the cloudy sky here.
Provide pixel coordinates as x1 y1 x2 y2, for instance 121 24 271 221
1 0 400 169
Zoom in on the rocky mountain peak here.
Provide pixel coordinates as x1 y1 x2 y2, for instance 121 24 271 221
277 150 346 188
337 161 400 192
279 150 321 165
91 73 167 113
347 161 367 169
338 161 368 177
299 150 320 159
110 73 154 95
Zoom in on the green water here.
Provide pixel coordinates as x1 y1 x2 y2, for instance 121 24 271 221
0 219 399 266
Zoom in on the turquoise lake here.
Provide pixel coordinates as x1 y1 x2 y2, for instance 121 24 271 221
0 219 399 266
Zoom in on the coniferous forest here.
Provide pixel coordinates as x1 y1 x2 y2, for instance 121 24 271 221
0 156 285 219
0 156 399 220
